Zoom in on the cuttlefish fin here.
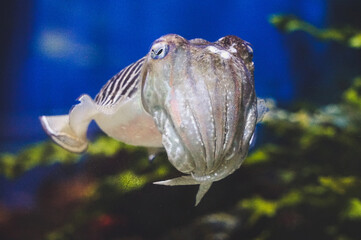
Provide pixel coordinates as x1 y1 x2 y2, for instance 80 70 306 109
40 94 98 153
154 176 213 206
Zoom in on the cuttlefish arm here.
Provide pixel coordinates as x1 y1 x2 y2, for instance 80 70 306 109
141 34 260 205
256 98 269 123
40 57 163 153
154 176 212 206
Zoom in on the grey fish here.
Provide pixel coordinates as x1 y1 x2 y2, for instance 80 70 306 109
40 34 268 205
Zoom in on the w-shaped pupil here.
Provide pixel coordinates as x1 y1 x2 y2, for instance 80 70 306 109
156 48 163 55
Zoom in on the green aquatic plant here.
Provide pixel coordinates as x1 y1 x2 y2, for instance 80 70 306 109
0 142 78 178
234 76 361 239
269 14 361 48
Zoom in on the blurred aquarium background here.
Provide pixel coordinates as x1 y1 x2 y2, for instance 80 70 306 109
1 0 361 239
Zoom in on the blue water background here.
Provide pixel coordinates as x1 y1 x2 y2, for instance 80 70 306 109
1 0 331 151
1 0 361 209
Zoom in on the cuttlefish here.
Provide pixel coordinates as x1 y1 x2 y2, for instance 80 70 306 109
40 34 267 205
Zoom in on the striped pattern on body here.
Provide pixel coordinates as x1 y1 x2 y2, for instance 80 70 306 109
95 57 145 106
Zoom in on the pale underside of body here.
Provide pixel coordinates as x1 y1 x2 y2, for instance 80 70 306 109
40 34 268 206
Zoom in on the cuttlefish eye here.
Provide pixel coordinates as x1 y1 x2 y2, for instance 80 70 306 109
150 42 169 59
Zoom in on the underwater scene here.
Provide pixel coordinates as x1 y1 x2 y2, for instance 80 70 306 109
1 0 361 239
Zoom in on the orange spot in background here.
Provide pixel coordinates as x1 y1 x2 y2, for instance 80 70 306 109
97 214 114 227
